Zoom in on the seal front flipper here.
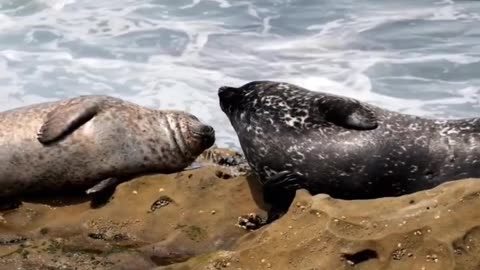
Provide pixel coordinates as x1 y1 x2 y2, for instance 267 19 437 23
87 177 121 209
319 96 378 130
37 98 101 144
263 171 305 190
86 177 120 194
262 171 305 223
183 162 202 171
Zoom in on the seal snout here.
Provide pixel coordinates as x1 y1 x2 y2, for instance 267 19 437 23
218 86 239 113
199 125 215 149
218 86 233 94
192 124 215 149
218 86 238 99
194 124 215 136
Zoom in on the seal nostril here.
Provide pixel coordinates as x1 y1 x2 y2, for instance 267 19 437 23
200 125 214 135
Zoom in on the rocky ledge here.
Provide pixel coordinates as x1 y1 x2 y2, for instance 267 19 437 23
1 148 480 270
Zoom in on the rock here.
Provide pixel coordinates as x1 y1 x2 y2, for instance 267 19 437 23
156 178 480 270
2 147 480 270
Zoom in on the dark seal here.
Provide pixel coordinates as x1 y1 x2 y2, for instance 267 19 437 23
0 95 215 209
219 80 480 216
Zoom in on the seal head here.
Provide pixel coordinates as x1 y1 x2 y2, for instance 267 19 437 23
219 81 378 131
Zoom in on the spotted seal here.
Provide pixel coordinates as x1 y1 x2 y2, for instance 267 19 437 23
218 80 480 213
0 95 215 208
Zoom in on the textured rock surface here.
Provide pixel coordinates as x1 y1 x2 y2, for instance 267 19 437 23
160 178 480 270
1 148 480 270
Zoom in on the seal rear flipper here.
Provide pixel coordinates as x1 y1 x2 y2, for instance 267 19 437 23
319 97 378 130
37 99 101 144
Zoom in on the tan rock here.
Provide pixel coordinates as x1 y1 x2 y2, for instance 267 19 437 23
159 178 480 270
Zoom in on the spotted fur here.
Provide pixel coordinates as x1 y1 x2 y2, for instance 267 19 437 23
0 95 215 198
219 80 480 199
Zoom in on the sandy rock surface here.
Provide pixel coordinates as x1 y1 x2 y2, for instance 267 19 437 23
1 148 480 270
161 178 480 270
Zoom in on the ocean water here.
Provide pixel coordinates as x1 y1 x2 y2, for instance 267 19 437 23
0 0 479 149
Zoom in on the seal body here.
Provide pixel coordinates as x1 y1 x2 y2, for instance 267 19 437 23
219 81 480 201
0 95 215 200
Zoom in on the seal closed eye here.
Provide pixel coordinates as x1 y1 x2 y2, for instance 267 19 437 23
219 80 480 220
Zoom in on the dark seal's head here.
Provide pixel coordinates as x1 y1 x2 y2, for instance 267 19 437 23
219 80 379 132
218 80 315 135
218 81 278 116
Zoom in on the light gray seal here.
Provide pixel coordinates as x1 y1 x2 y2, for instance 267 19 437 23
0 95 215 209
218 80 480 215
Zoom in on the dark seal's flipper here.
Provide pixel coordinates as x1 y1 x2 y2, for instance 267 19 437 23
37 98 101 144
262 171 306 223
263 171 305 190
319 96 378 130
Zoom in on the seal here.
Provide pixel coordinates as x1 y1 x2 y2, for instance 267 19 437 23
218 80 480 214
0 95 215 209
